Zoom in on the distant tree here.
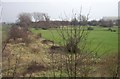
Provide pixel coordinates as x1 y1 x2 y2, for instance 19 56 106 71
43 13 50 21
88 20 98 26
117 19 120 26
71 17 79 26
114 20 118 26
99 19 113 27
32 12 50 22
108 20 113 27
78 15 88 26
32 12 50 29
32 12 45 22
87 26 94 30
43 13 50 29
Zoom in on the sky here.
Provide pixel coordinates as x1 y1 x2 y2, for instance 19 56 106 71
0 0 119 23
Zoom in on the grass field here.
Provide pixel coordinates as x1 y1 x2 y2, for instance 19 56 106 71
31 26 118 56
2 25 118 55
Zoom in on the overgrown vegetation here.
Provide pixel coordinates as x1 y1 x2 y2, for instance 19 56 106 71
2 11 119 78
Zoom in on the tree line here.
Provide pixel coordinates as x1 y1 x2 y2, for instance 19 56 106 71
9 12 118 30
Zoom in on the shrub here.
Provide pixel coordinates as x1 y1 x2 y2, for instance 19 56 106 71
65 37 80 53
112 30 116 32
9 26 20 40
35 27 39 30
108 28 116 32
8 25 30 44
41 27 48 30
87 27 94 30
37 33 42 38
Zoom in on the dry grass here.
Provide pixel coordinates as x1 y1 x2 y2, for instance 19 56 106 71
2 33 51 77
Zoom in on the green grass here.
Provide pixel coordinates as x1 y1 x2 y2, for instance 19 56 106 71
88 30 118 55
31 26 118 56
2 24 11 42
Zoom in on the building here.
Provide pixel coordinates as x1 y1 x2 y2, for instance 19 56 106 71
102 17 118 21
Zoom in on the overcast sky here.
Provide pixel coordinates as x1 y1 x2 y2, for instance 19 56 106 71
1 0 119 23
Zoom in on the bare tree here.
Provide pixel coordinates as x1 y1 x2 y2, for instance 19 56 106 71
43 13 50 21
32 12 50 29
32 12 50 22
78 15 88 26
48 10 107 77
32 12 45 22
17 13 32 31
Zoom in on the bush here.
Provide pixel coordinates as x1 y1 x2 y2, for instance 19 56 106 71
108 28 112 31
35 27 39 30
65 37 80 53
108 28 116 32
37 33 42 38
87 27 94 30
8 25 30 44
41 27 48 30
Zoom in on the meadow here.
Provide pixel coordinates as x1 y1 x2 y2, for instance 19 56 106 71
31 26 118 56
2 25 118 55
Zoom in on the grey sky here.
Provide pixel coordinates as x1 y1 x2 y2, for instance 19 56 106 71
1 0 119 23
